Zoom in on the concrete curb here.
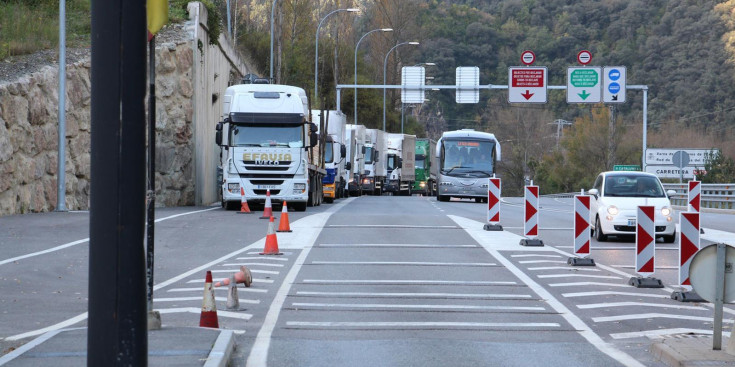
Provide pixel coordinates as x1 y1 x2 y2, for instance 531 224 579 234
203 330 235 367
651 337 735 367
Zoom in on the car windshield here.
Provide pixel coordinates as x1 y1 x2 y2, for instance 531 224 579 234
604 175 666 197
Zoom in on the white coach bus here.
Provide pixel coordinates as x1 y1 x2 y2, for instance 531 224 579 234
435 129 501 202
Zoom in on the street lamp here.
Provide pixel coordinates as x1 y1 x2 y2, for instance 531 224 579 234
401 63 436 133
354 28 392 126
383 41 419 132
315 8 359 109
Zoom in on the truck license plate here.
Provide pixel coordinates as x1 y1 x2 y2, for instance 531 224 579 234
257 185 278 189
627 219 636 226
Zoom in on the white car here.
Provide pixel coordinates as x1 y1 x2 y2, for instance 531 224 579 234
588 171 677 243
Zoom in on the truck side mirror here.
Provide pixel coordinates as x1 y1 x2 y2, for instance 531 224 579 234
374 150 379 162
361 146 366 154
215 121 223 146
310 132 318 148
397 157 403 168
340 144 346 158
345 162 352 170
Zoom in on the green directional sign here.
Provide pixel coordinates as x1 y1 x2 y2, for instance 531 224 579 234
613 165 641 171
567 66 601 103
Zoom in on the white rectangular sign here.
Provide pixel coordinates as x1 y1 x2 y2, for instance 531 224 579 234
508 67 547 103
645 148 718 166
567 67 601 103
645 165 696 180
456 66 480 103
401 66 425 103
603 66 626 103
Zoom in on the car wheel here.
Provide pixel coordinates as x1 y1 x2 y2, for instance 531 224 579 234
662 233 676 243
595 216 608 242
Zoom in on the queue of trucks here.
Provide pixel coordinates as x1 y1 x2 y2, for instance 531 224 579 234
215 80 440 212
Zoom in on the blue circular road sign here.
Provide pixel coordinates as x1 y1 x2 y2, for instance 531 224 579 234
608 69 621 81
608 82 621 94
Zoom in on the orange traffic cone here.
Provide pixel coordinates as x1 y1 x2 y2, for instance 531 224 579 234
199 271 219 328
260 216 283 255
260 189 274 219
214 266 252 288
237 187 252 214
277 201 292 233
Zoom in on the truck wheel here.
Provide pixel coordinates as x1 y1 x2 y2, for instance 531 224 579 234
438 195 449 202
294 202 307 212
224 201 239 210
324 197 334 204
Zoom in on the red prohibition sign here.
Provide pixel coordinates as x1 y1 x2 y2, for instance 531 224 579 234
577 50 592 65
521 50 536 66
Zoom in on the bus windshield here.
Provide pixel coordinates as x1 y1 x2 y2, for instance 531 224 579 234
440 140 495 177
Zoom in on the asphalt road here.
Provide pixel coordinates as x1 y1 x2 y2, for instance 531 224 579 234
1 194 734 366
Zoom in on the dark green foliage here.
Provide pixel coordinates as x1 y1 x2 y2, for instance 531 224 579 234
700 150 735 183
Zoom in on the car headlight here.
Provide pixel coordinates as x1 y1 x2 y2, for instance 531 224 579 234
294 183 306 190
661 207 671 216
419 181 426 187
607 205 619 216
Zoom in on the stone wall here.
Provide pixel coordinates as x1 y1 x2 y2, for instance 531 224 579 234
0 2 257 216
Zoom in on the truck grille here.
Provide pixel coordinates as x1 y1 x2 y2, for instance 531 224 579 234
250 180 285 185
254 189 281 195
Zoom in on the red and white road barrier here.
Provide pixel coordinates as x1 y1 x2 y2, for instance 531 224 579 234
678 212 700 286
688 180 701 213
484 178 502 231
574 195 591 257
636 206 655 276
524 185 539 238
519 185 543 246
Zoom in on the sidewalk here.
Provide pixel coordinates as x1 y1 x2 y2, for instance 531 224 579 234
0 326 234 366
651 335 735 367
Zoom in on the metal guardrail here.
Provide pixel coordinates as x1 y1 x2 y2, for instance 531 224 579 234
663 183 735 210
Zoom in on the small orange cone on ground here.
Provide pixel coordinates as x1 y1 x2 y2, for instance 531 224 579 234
199 271 219 328
214 266 252 288
260 189 273 219
237 187 252 214
277 201 292 233
260 216 283 255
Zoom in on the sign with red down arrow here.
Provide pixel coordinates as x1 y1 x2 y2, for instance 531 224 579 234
508 67 547 103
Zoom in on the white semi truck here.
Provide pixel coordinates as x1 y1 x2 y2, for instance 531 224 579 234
216 83 325 211
311 110 348 203
363 129 387 195
384 133 416 195
345 124 366 196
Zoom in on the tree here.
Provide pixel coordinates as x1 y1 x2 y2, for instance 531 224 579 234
699 150 735 183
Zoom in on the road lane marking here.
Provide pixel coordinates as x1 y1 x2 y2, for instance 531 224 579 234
502 227 573 230
236 256 289 261
555 246 678 251
307 261 497 267
0 207 219 266
247 251 293 255
155 307 252 320
563 291 669 299
211 269 279 275
284 321 560 329
167 287 267 293
577 302 707 310
548 282 638 288
222 263 284 267
4 314 88 341
527 266 600 271
317 243 477 248
0 327 84 364
510 254 563 258
293 291 534 299
611 265 678 270
289 302 546 312
610 328 731 340
326 224 459 229
186 278 274 284
300 279 518 285
449 214 646 367
246 198 353 367
154 296 260 304
537 274 622 279
593 313 734 323
518 260 567 264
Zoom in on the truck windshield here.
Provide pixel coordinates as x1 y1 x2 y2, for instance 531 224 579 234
364 147 374 164
325 142 334 163
231 125 303 147
415 155 425 169
440 140 495 177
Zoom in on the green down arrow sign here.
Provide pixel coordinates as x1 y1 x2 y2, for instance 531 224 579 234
571 69 598 101
578 90 590 100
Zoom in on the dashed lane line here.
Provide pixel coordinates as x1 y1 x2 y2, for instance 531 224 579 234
576 302 708 311
537 274 622 279
284 321 561 330
307 261 497 267
154 296 260 304
527 266 600 272
610 328 731 340
593 313 734 323
293 291 534 299
288 302 547 312
300 279 519 286
562 291 669 299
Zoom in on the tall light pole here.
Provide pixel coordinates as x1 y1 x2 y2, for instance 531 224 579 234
402 62 435 133
383 41 419 132
269 0 278 82
315 8 359 108
354 28 392 126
